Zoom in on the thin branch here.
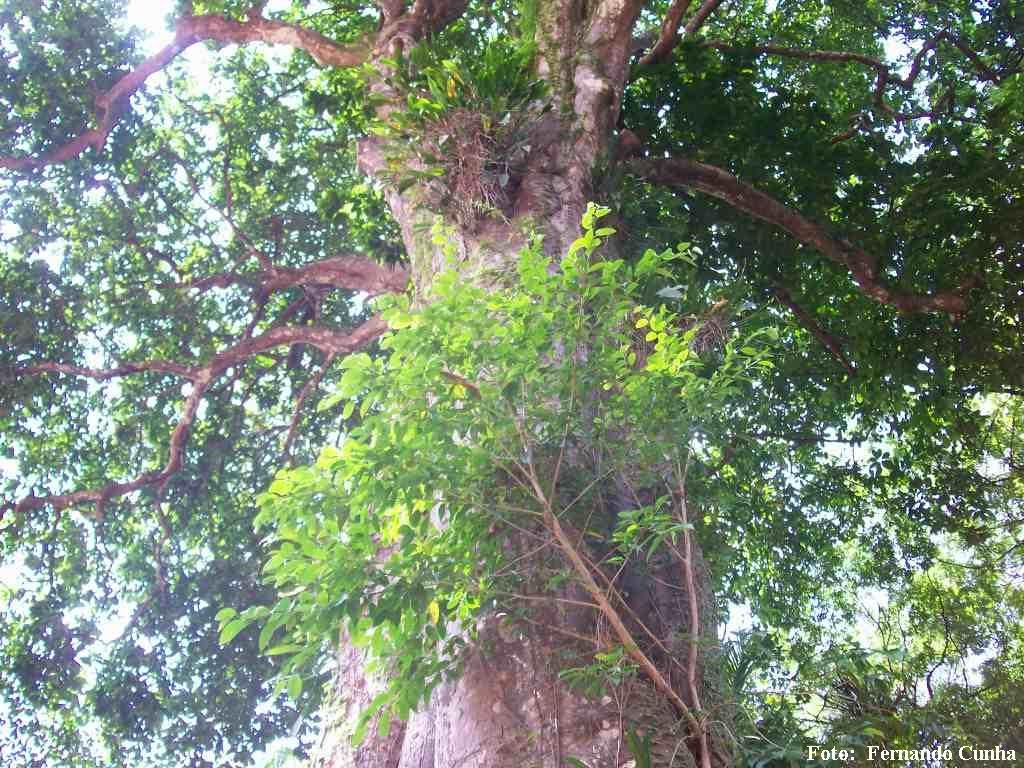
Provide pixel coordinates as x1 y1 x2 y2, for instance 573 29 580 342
672 457 713 768
502 607 607 653
703 31 1001 89
0 12 370 171
517 451 702 743
497 591 602 612
701 30 1007 136
440 370 481 398
282 352 337 461
683 0 727 37
541 482 700 733
15 360 193 382
772 285 856 376
162 146 276 270
629 155 976 315
4 318 387 522
638 0 693 66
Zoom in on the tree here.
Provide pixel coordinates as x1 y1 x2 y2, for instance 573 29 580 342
1 0 1022 766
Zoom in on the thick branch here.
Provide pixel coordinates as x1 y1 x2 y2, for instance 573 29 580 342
638 0 726 66
261 256 409 297
409 0 471 34
4 318 386 521
200 319 388 378
629 156 973 315
374 0 470 56
177 255 409 299
0 13 369 171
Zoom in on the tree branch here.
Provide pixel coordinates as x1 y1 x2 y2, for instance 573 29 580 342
772 285 857 376
282 352 337 461
175 255 409 299
374 0 471 56
410 0 472 34
704 31 1001 89
0 12 370 172
526 465 706 753
261 256 409 297
671 459 713 768
629 155 975 315
4 318 387 522
638 0 693 66
160 146 278 273
15 360 193 382
158 147 411 296
702 30 1007 136
683 0 727 37
637 0 727 66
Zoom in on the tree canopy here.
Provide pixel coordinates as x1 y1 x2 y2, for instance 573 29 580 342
0 1 1022 766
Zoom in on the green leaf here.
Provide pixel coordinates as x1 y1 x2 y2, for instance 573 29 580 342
219 618 250 646
266 644 305 656
258 616 283 652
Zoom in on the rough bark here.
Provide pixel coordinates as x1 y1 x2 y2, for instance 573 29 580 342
316 537 724 768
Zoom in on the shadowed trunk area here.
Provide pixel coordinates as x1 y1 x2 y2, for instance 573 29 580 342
315 530 725 768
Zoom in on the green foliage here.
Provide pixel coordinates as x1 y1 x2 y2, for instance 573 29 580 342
610 496 689 563
229 205 774 738
1 1 1021 764
0 0 141 163
560 645 640 700
1 7 388 761
391 35 542 120
625 728 655 768
371 36 546 220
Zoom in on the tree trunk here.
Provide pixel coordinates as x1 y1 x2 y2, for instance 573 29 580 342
313 6 732 766
312 153 730 768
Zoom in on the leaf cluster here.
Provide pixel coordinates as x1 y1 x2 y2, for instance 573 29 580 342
228 206 776 742
371 36 546 222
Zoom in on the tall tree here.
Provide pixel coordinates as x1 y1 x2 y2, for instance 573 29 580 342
1 1 1021 767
